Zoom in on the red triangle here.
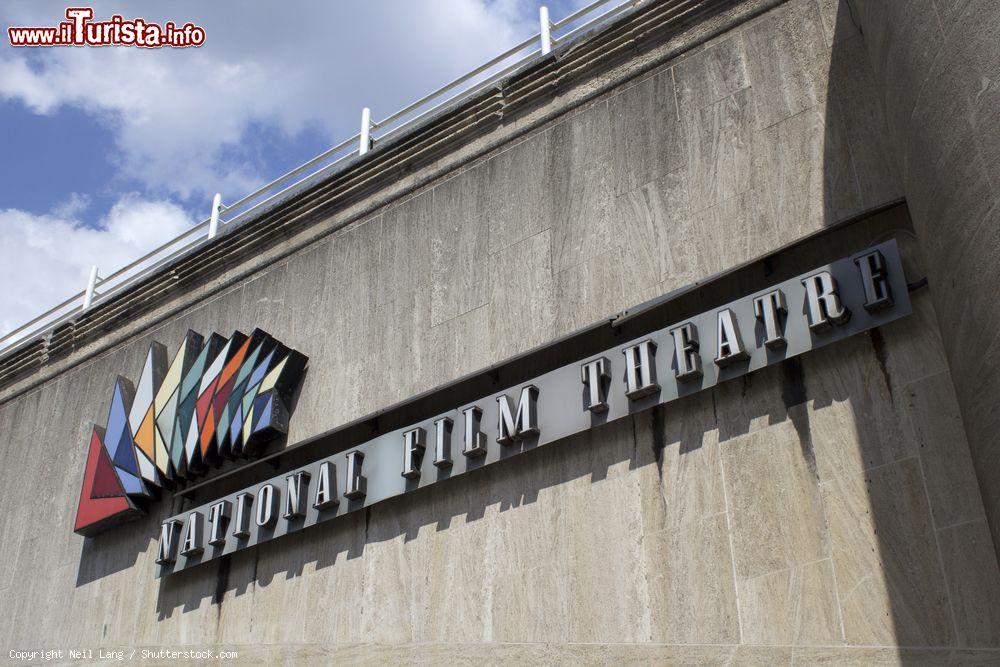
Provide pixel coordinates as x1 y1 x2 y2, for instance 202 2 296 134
74 427 136 535
90 440 125 499
213 374 237 418
195 377 219 425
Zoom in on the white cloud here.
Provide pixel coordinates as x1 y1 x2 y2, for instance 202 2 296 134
0 1 539 199
50 192 91 219
0 196 193 337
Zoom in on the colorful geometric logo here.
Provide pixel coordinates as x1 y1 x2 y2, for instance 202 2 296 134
74 329 307 536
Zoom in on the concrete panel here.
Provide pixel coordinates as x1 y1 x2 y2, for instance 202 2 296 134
903 372 986 530
683 87 754 213
737 558 843 646
937 518 1000 647
371 287 434 407
641 394 726 532
644 512 741 644
554 247 632 333
871 286 951 390
821 457 953 646
816 0 860 47
752 109 843 241
609 70 686 197
487 229 555 361
486 133 552 255
800 333 910 481
379 192 433 305
827 35 902 211
722 420 829 581
612 168 692 292
743 0 828 129
430 167 489 326
547 101 616 275
672 33 750 114
426 304 491 386
689 188 776 278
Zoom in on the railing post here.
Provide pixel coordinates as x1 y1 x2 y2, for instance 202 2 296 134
82 265 99 312
359 107 373 156
540 6 552 55
208 193 223 239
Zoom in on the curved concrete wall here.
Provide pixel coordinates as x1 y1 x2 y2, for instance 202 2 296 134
0 0 998 662
850 0 1000 550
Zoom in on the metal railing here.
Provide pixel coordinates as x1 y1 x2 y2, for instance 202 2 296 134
0 0 643 359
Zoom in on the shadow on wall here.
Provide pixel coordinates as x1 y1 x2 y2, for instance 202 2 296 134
148 352 868 622
146 314 920 636
75 524 159 588
820 0 979 650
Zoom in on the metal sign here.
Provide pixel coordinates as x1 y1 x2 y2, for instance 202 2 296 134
156 241 910 575
75 329 307 536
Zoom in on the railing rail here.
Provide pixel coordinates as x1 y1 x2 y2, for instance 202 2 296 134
0 0 644 359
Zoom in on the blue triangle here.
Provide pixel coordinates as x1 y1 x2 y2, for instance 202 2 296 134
229 404 243 451
251 394 274 435
248 349 276 387
112 429 140 475
105 382 130 458
114 466 146 496
259 397 273 426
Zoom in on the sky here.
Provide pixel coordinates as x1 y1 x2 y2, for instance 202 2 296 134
0 0 587 339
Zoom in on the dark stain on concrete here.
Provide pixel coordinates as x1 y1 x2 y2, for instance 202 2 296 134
869 328 893 400
650 404 666 466
213 555 231 607
782 357 818 476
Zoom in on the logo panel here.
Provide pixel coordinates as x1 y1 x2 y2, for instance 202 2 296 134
74 329 307 536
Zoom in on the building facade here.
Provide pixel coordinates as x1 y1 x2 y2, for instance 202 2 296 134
1 0 998 663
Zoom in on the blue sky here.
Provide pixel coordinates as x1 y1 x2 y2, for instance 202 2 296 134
0 0 585 337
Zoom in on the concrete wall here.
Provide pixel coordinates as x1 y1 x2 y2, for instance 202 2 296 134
849 0 1000 557
1 0 998 662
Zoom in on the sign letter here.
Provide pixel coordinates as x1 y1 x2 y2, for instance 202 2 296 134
623 340 660 398
401 428 427 479
433 417 453 468
496 385 540 445
344 451 367 500
670 324 703 382
232 492 253 538
156 519 182 564
753 289 788 349
313 461 339 510
180 511 204 556
207 500 230 546
462 406 487 458
854 250 893 312
255 484 278 527
284 471 311 519
715 309 748 367
802 272 850 332
581 357 610 413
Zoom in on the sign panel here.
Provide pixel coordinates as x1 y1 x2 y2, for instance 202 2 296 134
155 241 910 575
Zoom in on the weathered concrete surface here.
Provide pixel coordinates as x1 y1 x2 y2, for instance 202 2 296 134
0 0 998 662
3 287 997 662
849 0 1000 555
